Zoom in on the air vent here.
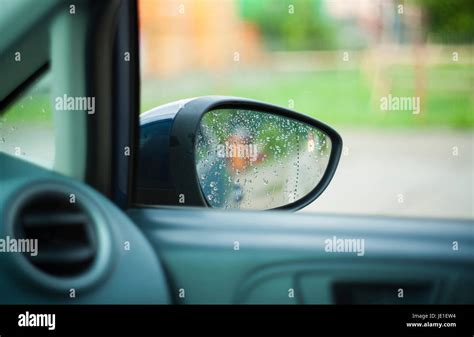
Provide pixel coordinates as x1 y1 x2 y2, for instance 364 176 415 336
14 191 97 277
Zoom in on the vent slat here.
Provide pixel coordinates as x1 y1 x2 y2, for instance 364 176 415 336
15 192 96 277
22 213 90 227
29 246 95 263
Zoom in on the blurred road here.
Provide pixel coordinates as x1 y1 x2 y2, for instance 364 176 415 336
1 124 472 219
303 129 474 219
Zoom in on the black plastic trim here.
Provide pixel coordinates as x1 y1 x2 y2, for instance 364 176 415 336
0 62 50 113
113 0 141 209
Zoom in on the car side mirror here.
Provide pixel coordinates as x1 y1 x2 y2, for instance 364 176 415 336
136 96 342 211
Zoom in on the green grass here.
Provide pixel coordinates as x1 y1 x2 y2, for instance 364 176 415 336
1 93 51 125
2 64 472 129
1 73 52 126
142 64 473 129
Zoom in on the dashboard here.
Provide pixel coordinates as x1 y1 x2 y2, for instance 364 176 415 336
0 154 169 304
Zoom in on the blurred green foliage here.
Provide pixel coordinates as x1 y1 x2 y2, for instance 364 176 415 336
238 0 474 49
238 0 337 50
415 0 474 43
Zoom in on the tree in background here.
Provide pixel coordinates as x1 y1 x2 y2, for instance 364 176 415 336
415 0 474 43
238 0 338 51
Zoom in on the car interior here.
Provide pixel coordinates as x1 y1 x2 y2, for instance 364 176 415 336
1 0 473 306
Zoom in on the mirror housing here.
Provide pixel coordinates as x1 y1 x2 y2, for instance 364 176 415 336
136 96 342 211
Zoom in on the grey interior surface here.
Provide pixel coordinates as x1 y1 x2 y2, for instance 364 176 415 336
0 154 170 304
1 153 473 304
128 208 474 304
0 0 59 101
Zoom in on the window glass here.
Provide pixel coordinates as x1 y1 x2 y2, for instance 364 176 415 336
0 73 54 169
139 0 473 219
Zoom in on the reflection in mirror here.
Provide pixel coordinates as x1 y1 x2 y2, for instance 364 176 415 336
195 109 332 210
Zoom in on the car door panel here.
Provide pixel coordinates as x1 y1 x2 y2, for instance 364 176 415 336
129 208 474 304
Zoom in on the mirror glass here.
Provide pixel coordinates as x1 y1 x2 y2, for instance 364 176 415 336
195 108 332 210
